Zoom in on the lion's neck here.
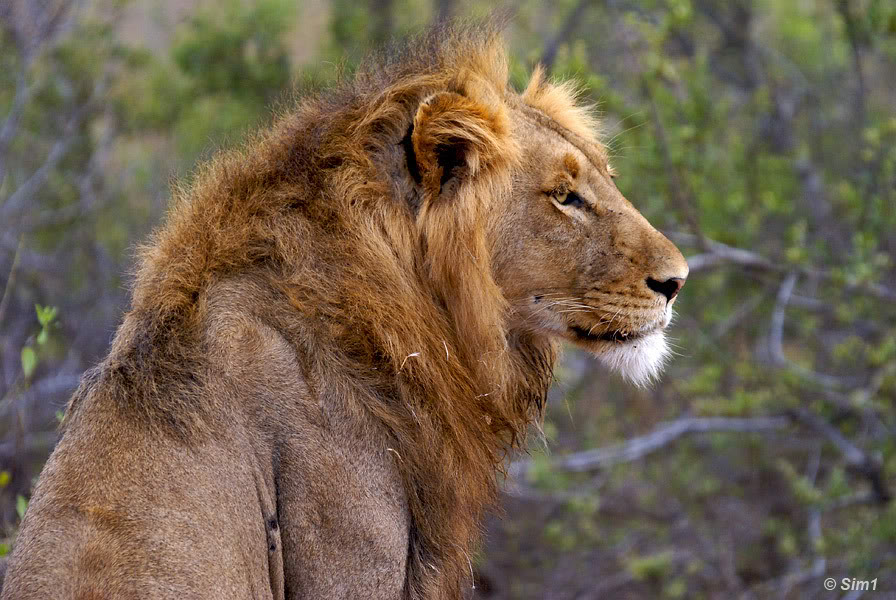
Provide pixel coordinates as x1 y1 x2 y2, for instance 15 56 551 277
296 308 558 597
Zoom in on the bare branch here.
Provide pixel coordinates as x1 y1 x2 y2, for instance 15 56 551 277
789 407 891 503
0 69 33 184
0 235 23 328
712 288 769 339
759 271 855 387
0 86 99 223
669 231 896 303
510 416 791 478
825 491 879 512
768 271 797 366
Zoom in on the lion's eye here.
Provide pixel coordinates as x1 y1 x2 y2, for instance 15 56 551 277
553 191 585 208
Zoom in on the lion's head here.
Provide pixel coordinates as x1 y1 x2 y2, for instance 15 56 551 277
395 60 688 389
496 70 688 385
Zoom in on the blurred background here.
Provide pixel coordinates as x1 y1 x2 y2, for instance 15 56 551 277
1 0 895 597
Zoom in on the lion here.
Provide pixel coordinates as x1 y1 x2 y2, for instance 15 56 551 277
1 26 687 600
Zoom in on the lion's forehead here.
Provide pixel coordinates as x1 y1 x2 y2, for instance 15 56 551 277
508 102 610 177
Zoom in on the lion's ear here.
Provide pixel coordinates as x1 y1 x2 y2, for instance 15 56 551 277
407 91 512 200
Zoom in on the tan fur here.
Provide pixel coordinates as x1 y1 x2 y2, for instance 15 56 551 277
2 25 687 600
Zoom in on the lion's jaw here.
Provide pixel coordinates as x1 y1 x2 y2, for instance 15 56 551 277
526 294 676 386
592 319 673 386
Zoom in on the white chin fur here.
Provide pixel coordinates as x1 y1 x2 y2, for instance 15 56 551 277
596 330 670 387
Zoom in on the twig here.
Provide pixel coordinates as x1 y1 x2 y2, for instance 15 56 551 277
789 407 891 503
0 234 24 327
710 287 770 340
0 100 91 222
768 271 797 366
643 80 708 250
794 444 826 600
824 491 879 512
835 0 867 128
0 69 34 184
760 271 855 386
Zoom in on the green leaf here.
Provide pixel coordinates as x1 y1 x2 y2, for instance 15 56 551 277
35 304 58 328
37 328 48 345
0 471 9 488
21 346 37 378
0 543 9 557
16 494 28 520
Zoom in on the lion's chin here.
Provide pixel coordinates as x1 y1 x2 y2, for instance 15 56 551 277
589 329 671 387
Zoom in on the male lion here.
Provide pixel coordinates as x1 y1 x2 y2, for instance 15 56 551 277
2 27 687 600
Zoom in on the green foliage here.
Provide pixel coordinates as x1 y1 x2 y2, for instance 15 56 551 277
18 305 58 378
628 550 675 580
20 347 36 379
172 0 293 99
15 495 27 521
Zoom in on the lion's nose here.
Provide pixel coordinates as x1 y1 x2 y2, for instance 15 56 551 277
645 276 685 302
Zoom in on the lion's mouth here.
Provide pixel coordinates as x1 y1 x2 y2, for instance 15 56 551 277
569 325 647 344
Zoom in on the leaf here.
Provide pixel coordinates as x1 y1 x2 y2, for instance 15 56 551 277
0 543 9 557
0 471 9 488
16 494 28 520
35 304 58 328
37 328 48 345
21 346 37 378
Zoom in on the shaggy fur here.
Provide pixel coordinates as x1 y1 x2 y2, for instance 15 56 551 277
2 25 687 600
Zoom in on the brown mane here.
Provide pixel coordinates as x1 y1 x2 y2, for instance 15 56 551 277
60 26 599 597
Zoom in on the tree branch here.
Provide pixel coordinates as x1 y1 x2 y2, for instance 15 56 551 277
510 416 791 478
0 235 23 328
0 87 99 224
768 271 797 366
789 407 891 503
0 68 34 185
668 231 896 303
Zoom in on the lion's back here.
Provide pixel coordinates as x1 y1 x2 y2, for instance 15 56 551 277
0 368 275 600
